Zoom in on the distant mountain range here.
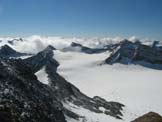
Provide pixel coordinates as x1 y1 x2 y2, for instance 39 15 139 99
104 39 162 70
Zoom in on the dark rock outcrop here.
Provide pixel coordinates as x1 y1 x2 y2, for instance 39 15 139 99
7 38 24 45
63 42 114 54
92 96 124 119
0 44 27 58
132 112 162 122
0 57 66 122
105 40 162 69
24 45 58 73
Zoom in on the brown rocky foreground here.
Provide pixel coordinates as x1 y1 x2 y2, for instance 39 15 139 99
132 112 162 122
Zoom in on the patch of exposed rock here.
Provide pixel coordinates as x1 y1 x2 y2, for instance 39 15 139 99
0 45 27 58
132 112 162 122
62 42 116 54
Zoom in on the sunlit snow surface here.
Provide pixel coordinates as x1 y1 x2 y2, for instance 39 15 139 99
35 67 49 85
54 50 162 122
63 102 123 122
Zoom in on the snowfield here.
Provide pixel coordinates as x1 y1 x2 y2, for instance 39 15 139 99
35 67 49 85
54 50 162 122
63 102 123 122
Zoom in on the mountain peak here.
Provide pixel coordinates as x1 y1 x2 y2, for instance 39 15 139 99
45 45 56 51
71 42 82 47
0 44 14 51
24 45 59 73
0 44 24 58
105 40 162 69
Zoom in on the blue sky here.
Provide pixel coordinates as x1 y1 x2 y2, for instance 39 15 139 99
0 0 162 40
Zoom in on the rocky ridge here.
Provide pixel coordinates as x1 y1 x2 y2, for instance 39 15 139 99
105 40 162 69
62 42 117 54
0 45 27 58
0 45 124 122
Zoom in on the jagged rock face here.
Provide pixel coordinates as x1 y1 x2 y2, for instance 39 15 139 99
0 45 25 58
24 45 59 73
135 43 162 64
132 112 162 122
7 38 24 45
71 42 94 54
63 42 113 54
92 96 124 119
105 40 162 66
0 58 66 122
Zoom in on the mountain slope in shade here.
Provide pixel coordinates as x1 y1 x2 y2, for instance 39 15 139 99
62 42 117 54
0 45 27 58
105 40 162 70
0 57 66 122
24 45 58 73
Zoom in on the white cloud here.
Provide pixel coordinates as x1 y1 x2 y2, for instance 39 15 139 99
13 35 125 53
0 35 154 54
128 36 139 42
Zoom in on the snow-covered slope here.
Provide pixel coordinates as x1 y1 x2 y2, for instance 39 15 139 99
63 102 123 122
35 67 49 85
54 50 162 121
